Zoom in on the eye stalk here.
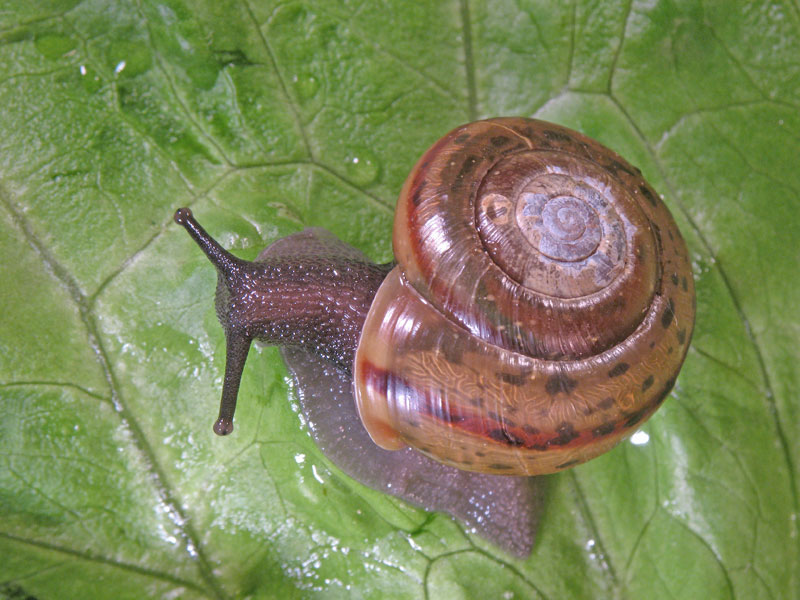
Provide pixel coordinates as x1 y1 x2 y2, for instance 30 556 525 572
173 207 391 436
174 208 250 436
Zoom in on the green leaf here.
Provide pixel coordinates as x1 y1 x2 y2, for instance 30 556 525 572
1 1 798 598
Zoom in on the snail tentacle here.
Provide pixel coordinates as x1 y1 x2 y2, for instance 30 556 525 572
214 327 251 436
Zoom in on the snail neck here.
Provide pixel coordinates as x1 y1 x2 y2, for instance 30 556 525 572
218 254 391 370
174 208 391 436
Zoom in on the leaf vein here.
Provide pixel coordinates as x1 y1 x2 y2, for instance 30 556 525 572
0 191 227 600
459 0 478 120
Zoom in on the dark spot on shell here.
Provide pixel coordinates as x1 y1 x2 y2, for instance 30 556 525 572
556 459 581 470
608 159 635 177
623 408 648 428
667 346 674 354
411 184 425 206
671 273 679 285
598 397 615 410
682 276 688 292
543 129 573 144
677 328 687 344
661 298 675 328
549 422 579 446
642 375 655 391
668 228 675 241
454 133 470 144
487 411 517 429
656 378 676 405
593 422 616 437
608 362 630 378
442 342 464 364
488 463 514 471
457 155 480 180
522 424 540 435
640 185 657 207
649 341 656 349
495 370 528 386
475 451 486 457
488 428 525 447
546 373 578 395
487 429 506 443
490 135 510 147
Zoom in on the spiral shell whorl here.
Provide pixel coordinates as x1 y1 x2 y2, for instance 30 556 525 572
355 118 695 475
394 118 661 360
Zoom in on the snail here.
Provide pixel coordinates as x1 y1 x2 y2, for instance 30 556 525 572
173 117 695 556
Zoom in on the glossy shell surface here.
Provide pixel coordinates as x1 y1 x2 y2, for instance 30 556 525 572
354 117 695 475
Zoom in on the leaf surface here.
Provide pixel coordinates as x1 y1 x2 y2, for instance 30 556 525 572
1 1 798 598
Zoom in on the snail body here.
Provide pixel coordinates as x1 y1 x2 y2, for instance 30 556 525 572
174 117 694 555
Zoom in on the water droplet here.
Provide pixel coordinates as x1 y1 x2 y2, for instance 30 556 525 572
34 33 76 59
630 430 650 445
311 464 326 484
344 149 380 186
293 72 319 100
106 40 152 78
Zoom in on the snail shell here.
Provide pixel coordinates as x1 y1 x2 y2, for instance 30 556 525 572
354 117 695 475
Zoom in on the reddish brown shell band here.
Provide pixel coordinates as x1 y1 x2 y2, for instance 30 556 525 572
354 263 693 475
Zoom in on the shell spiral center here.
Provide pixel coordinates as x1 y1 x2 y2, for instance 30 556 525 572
476 151 633 299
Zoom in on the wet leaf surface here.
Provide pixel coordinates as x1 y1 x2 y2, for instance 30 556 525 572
1 1 798 598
